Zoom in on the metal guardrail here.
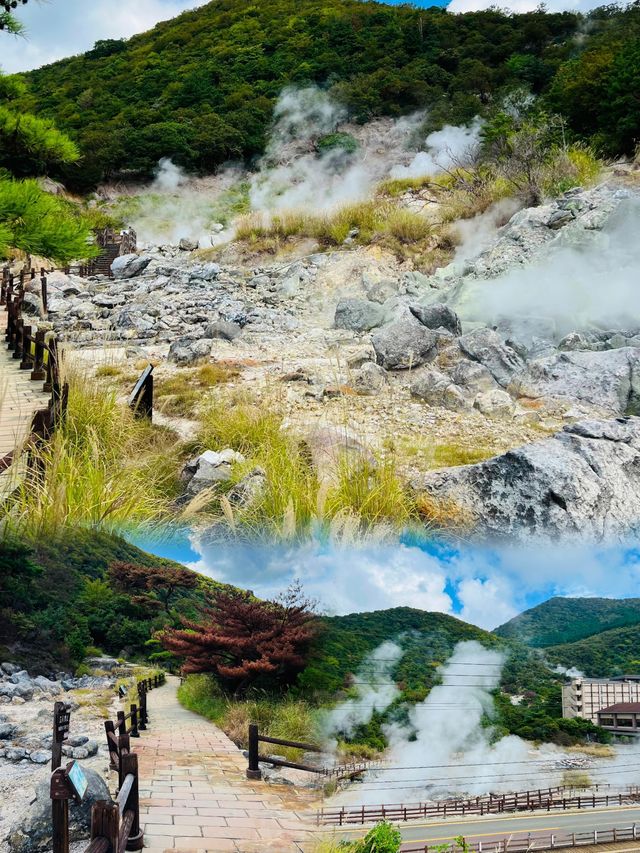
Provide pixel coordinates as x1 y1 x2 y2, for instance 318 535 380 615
318 788 640 826
401 824 640 852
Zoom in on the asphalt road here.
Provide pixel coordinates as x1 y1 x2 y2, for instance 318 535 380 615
335 805 640 849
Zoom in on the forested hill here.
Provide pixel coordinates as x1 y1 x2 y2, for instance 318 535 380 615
12 0 640 189
545 624 640 678
495 597 640 648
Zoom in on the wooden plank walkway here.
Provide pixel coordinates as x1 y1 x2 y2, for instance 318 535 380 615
0 308 50 496
135 677 319 852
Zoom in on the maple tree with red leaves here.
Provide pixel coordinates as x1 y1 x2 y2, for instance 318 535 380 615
160 582 318 697
108 561 199 614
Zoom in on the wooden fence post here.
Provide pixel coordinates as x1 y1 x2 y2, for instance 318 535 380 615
105 719 118 769
51 768 70 853
247 724 261 780
137 684 147 730
121 751 144 851
117 710 127 736
130 703 139 738
91 801 119 851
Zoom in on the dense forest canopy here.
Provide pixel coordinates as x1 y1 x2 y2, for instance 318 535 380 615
11 0 640 189
495 596 640 648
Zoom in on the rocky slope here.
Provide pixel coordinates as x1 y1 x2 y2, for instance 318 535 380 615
22 179 640 542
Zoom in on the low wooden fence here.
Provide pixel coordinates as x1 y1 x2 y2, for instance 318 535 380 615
1 266 68 475
52 671 166 853
247 724 382 782
401 824 640 852
317 787 640 826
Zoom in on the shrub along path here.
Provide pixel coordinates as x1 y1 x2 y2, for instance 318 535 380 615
136 676 318 852
0 309 50 498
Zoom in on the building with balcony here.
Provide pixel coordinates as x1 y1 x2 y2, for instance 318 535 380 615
597 703 640 736
562 676 640 724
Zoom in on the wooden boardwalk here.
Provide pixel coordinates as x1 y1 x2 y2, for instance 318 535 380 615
0 308 50 496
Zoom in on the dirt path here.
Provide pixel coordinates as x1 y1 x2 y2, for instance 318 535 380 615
136 676 318 852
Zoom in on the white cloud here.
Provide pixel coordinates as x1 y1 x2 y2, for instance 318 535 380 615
192 541 454 617
1 0 210 73
187 537 640 630
456 577 519 629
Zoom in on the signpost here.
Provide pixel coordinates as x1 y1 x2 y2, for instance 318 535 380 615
52 701 71 771
51 761 87 853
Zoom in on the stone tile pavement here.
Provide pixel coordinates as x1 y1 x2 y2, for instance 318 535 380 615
135 676 320 852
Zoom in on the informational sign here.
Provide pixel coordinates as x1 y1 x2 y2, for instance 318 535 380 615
54 702 71 744
65 760 88 803
118 684 128 698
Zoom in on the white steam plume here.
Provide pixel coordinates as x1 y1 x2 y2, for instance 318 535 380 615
452 197 523 270
553 665 584 679
322 641 404 742
390 118 483 180
250 85 481 214
453 196 640 334
335 641 565 805
122 159 241 248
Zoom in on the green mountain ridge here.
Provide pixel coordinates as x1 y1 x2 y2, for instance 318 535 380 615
545 623 640 678
495 596 640 649
13 0 640 188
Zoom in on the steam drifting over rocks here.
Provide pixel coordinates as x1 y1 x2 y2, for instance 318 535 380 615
44 178 640 543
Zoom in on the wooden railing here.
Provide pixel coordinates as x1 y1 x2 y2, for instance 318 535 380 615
317 786 640 826
51 671 166 853
104 674 165 771
246 724 381 782
1 266 68 475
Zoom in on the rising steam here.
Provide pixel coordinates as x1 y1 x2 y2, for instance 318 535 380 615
322 641 404 742
335 641 564 805
454 196 640 333
250 85 482 213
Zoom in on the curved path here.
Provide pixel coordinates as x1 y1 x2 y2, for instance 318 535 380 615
136 677 318 852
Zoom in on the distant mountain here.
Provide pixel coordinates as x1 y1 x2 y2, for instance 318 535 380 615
301 606 499 695
14 0 589 188
494 597 640 649
545 624 640 678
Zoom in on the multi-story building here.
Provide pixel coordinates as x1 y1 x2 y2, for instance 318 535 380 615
562 676 640 725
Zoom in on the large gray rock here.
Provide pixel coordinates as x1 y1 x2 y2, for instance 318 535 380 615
410 303 462 336
371 317 438 370
334 298 385 332
473 389 515 418
0 722 17 739
517 348 640 415
181 449 245 499
167 337 212 366
351 362 387 395
9 768 111 852
204 320 242 341
450 360 498 394
111 253 152 279
410 369 468 411
411 417 640 542
458 328 525 388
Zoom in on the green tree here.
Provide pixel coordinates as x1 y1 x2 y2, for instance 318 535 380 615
0 178 99 262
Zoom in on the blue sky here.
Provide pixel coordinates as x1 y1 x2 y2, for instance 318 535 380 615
129 530 640 630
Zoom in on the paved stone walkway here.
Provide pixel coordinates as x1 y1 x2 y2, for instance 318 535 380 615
136 677 319 853
0 309 50 498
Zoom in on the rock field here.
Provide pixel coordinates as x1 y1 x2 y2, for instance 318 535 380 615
19 180 640 542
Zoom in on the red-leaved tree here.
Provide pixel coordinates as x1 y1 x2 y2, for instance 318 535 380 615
160 582 318 697
108 562 199 614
